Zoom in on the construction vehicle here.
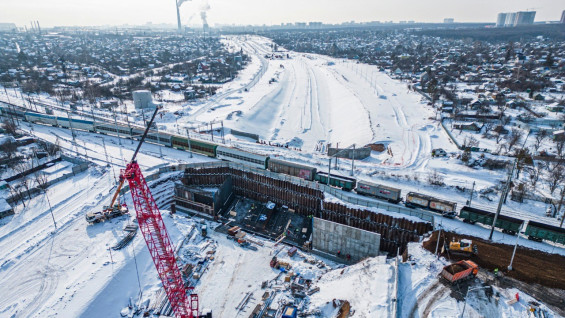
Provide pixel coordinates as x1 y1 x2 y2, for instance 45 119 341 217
445 238 478 256
440 260 479 283
85 199 128 223
115 106 199 318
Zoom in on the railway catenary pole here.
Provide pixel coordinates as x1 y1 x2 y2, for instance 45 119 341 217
351 144 355 176
489 160 517 241
185 128 193 158
468 181 475 207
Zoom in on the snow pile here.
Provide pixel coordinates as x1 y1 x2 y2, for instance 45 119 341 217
308 255 392 317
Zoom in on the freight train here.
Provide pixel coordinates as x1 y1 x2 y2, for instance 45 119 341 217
0 106 522 225
459 206 565 245
5 107 456 213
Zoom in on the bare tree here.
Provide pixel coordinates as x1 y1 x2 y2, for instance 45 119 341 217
0 140 18 159
13 162 33 201
547 163 565 195
527 165 541 188
482 122 495 138
2 119 17 136
506 128 524 152
555 138 565 158
34 171 49 190
533 130 548 153
428 170 445 186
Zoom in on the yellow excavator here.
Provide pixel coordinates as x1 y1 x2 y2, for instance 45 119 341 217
445 238 478 256
86 176 129 223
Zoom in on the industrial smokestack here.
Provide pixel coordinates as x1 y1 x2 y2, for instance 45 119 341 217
176 0 191 32
200 1 210 32
176 0 182 31
200 11 208 31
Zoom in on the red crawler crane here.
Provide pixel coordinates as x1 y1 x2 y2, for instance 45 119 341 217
120 106 198 318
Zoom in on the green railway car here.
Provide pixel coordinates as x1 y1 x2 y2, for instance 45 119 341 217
524 221 565 245
314 172 357 191
171 135 217 157
459 206 522 235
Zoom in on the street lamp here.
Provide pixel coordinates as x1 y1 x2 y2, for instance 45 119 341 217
461 286 491 318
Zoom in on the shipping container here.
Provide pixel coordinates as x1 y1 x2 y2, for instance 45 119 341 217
267 158 317 181
282 306 298 318
356 180 402 203
288 246 298 257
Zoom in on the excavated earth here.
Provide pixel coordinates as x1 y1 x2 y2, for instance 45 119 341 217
422 230 565 316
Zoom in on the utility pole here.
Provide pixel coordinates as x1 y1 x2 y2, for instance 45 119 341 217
468 181 475 206
43 189 57 231
489 160 517 241
210 122 214 141
434 225 442 258
327 158 331 185
66 111 78 154
508 221 525 271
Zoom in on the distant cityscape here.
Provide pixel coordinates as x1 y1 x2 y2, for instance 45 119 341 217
1 9 565 33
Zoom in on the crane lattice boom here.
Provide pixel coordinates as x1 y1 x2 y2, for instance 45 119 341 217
124 161 198 318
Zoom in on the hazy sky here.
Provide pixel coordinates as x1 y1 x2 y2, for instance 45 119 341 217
1 0 562 28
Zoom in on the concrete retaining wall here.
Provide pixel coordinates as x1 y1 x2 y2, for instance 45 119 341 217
312 217 380 262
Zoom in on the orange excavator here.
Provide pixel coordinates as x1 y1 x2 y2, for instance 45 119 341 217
85 181 129 223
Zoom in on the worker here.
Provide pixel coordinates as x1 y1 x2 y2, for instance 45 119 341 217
494 268 499 277
346 254 351 261
337 250 341 257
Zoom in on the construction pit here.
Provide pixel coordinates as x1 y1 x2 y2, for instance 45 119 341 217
422 230 565 316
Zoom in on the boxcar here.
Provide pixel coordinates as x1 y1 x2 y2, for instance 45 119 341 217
524 221 565 245
405 192 457 217
171 135 218 157
216 146 268 169
459 206 522 235
356 180 402 203
267 158 317 181
25 112 57 126
314 172 357 191
429 198 457 216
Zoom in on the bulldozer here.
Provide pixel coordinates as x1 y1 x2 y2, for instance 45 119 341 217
445 238 478 256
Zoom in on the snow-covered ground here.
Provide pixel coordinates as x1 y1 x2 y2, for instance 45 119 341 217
2 35 565 318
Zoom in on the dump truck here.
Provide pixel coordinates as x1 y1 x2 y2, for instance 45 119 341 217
440 260 478 283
